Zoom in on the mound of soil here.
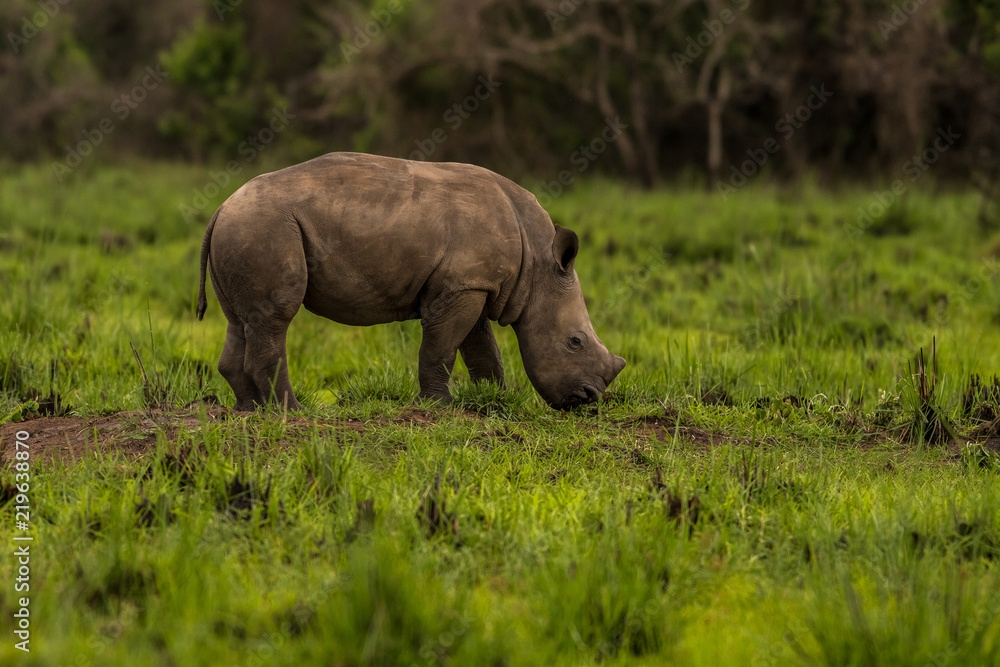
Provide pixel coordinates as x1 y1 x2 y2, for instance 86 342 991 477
0 404 365 466
623 415 742 449
0 405 737 469
0 409 187 465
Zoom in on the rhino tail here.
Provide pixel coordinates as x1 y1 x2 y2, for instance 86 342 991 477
196 208 221 321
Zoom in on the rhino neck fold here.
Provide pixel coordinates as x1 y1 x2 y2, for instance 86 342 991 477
496 222 532 327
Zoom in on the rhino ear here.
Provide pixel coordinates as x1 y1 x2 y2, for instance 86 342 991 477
552 225 579 273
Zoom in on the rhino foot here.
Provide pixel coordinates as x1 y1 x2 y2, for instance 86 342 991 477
414 391 454 408
218 321 304 413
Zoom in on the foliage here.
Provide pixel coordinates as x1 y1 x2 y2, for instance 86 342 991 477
2 0 1000 182
158 17 283 159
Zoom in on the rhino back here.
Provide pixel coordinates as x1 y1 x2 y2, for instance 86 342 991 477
221 153 527 326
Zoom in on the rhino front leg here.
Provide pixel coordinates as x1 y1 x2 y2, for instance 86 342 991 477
418 290 489 404
459 315 504 386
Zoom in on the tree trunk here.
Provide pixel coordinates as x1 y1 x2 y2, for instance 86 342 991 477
705 65 731 189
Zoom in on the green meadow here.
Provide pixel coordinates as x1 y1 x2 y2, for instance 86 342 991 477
2 162 1000 665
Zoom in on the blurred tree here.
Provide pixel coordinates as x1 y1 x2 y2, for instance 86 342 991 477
1 0 999 188
158 15 283 160
0 0 103 158
947 0 1000 228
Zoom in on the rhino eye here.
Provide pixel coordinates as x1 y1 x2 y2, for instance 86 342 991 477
568 336 583 351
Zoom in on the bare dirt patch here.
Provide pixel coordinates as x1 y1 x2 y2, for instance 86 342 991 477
393 406 486 427
1 410 180 465
978 438 1000 452
0 404 366 466
2 406 860 469
393 407 442 427
622 415 743 448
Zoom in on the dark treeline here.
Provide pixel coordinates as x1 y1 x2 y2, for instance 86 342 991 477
2 0 999 188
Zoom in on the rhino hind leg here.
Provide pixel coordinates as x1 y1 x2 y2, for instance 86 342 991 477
243 324 303 411
458 315 505 386
218 322 263 410
211 242 307 411
418 290 490 404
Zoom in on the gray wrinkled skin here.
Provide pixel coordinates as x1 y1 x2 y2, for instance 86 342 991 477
197 152 626 411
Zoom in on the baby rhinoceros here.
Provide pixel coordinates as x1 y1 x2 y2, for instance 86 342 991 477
196 152 626 411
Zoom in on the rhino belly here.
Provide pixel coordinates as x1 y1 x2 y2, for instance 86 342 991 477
299 246 431 327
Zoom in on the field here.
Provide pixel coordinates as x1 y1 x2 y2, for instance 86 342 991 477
2 161 1000 665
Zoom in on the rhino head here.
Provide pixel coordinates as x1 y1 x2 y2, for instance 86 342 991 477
513 225 626 410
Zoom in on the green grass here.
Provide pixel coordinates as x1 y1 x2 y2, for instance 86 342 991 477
2 161 1000 665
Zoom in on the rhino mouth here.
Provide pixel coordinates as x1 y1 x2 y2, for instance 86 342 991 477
555 382 605 410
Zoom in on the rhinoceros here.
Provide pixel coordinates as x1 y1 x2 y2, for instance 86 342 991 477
196 152 625 410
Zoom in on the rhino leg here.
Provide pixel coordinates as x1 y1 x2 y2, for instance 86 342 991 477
243 322 302 411
212 238 307 411
418 290 489 404
459 315 504 386
218 322 262 410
